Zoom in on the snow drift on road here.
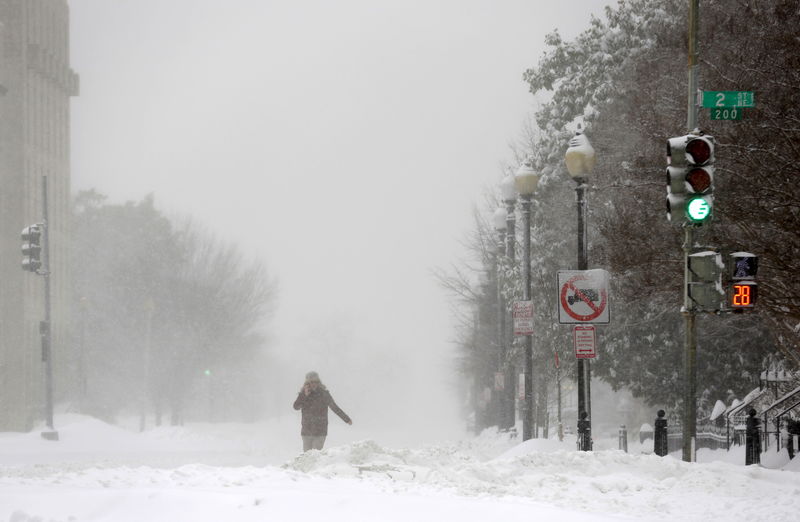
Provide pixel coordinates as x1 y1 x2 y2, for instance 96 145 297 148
281 436 800 520
2 415 799 522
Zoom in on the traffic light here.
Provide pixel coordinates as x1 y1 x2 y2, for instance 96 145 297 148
666 134 715 224
730 252 758 309
687 251 724 312
21 225 43 272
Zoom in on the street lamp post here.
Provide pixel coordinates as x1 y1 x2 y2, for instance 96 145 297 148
500 174 518 431
565 127 596 450
493 207 509 430
515 157 540 441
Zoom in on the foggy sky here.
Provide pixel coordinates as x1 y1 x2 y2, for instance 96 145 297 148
69 0 612 440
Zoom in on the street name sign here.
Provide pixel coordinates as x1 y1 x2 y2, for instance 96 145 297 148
702 91 755 109
573 325 596 359
513 300 534 335
557 269 610 324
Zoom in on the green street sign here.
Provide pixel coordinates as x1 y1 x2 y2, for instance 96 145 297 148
702 91 755 109
710 107 743 120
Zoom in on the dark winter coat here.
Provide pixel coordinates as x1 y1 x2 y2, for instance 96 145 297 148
293 386 351 436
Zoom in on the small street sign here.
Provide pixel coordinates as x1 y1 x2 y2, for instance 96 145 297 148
494 372 505 391
710 107 743 120
573 325 596 359
702 91 755 109
557 269 610 324
513 301 534 335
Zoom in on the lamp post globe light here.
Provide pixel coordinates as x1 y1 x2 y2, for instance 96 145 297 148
515 157 540 441
500 173 518 431
501 172 518 205
564 127 595 451
565 130 596 179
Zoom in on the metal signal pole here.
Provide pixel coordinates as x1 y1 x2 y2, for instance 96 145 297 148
682 0 700 463
41 176 57 441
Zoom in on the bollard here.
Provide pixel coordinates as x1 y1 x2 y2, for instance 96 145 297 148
745 408 761 465
654 410 668 457
618 424 628 452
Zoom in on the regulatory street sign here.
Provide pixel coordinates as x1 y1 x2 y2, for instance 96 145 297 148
557 269 610 324
513 300 534 335
494 372 505 391
709 107 743 120
573 325 596 359
701 91 755 109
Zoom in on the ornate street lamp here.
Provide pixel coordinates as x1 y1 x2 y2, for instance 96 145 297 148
565 126 596 451
515 157 540 441
492 207 508 430
500 173 518 431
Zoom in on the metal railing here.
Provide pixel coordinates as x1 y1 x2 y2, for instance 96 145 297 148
666 422 734 453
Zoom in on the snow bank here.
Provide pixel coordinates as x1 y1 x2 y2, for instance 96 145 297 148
281 434 800 520
2 416 800 522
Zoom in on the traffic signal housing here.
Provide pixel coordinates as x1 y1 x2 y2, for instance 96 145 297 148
687 251 724 312
730 252 758 309
666 134 715 224
21 225 43 272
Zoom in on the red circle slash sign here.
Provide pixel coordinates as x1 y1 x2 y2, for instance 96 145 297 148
560 274 608 322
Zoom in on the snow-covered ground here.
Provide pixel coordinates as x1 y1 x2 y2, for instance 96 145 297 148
1 414 798 521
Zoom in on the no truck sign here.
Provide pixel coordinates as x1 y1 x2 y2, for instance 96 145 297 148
557 269 610 324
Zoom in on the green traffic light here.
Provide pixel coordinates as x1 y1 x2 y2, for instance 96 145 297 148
687 197 711 221
204 369 211 376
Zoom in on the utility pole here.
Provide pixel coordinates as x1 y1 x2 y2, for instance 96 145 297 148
41 176 57 441
682 0 700 463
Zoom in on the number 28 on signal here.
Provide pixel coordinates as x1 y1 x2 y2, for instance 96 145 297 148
731 283 757 308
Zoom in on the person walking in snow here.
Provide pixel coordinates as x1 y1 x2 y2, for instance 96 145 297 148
293 371 352 451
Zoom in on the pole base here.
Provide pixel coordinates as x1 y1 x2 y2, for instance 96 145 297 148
40 430 59 441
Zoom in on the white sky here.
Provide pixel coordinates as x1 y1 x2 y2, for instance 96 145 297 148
69 0 613 437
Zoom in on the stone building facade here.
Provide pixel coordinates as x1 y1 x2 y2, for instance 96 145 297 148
0 0 77 430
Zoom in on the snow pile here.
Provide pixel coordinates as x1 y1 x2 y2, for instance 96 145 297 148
0 413 302 468
2 416 800 521
281 436 800 520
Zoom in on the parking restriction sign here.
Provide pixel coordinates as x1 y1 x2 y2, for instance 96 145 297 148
513 301 534 335
573 325 596 359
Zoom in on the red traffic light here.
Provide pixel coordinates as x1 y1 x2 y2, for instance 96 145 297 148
686 168 711 193
686 137 712 165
